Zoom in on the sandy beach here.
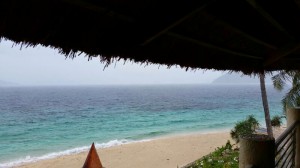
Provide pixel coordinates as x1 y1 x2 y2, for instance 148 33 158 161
16 132 232 168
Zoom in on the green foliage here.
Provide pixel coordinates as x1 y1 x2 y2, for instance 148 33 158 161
271 115 282 127
230 115 259 143
272 70 300 113
187 141 239 168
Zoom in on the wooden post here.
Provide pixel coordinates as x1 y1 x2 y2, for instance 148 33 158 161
239 134 275 168
286 108 300 168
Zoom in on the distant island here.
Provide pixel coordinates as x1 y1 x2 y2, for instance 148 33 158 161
212 73 272 84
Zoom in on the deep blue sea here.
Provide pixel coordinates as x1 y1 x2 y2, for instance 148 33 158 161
0 85 285 167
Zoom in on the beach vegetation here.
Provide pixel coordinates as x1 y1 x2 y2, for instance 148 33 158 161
271 115 282 127
186 141 238 168
272 70 300 113
230 115 259 143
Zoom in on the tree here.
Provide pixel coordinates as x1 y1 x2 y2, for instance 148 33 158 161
271 115 282 127
230 115 259 143
272 70 300 113
259 72 273 138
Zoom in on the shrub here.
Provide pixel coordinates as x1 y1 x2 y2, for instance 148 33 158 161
271 115 282 127
230 115 259 143
186 140 239 168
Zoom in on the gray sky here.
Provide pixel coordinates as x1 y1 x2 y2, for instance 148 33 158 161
0 40 224 86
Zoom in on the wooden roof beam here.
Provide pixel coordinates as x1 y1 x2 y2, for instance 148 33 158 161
62 0 134 23
141 1 217 46
294 0 300 12
245 0 292 38
167 32 262 60
264 43 300 67
213 18 277 50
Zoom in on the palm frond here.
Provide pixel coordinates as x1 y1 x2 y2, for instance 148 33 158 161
292 71 300 87
282 83 300 111
296 96 300 107
272 71 290 91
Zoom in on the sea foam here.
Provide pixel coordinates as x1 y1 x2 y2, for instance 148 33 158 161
0 139 135 168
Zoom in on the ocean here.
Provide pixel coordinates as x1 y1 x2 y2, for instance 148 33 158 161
0 84 285 167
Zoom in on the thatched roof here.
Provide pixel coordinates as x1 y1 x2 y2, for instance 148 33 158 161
1 0 300 74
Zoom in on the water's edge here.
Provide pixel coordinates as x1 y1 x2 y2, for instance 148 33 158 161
0 129 231 168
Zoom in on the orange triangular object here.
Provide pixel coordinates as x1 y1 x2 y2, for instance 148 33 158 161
82 143 103 168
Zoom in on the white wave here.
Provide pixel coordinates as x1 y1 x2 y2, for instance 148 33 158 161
0 139 136 168
95 139 130 148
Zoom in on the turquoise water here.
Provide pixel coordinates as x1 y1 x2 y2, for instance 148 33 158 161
0 85 284 167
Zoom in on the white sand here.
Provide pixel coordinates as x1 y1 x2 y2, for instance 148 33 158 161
16 132 232 168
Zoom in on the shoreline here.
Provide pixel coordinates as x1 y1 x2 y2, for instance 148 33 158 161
5 126 285 168
12 131 232 168
1 129 231 167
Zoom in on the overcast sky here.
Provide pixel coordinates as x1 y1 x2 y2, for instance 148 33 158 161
0 40 225 86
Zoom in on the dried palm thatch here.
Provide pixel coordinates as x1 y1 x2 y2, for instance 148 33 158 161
1 0 300 74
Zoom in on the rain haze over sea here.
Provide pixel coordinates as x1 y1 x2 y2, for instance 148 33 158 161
0 84 285 167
